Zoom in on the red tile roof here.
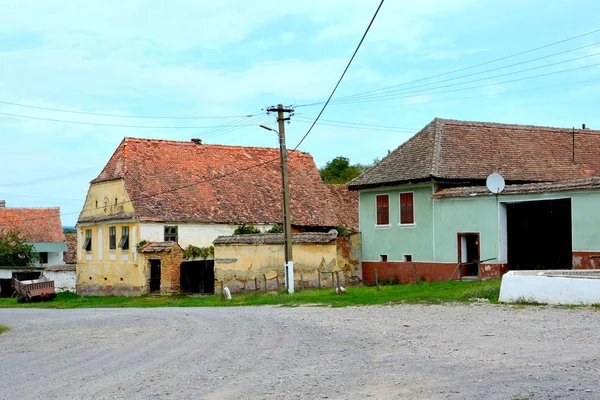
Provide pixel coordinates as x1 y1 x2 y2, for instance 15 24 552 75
82 138 358 229
349 118 600 189
64 233 77 264
0 206 65 243
433 177 600 199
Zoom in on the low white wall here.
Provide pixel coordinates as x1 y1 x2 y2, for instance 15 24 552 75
44 271 76 293
499 270 600 305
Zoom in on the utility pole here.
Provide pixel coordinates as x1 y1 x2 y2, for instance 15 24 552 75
264 104 295 293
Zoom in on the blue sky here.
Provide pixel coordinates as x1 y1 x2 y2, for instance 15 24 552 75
1 0 600 226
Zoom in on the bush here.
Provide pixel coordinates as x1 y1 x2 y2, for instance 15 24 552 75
233 224 261 235
267 225 284 234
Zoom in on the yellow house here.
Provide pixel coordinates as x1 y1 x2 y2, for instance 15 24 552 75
76 137 358 296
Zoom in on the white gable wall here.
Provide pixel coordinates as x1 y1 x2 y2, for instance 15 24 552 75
139 222 274 248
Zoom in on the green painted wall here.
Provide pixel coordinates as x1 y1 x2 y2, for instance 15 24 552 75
433 197 499 263
359 186 600 263
359 185 434 261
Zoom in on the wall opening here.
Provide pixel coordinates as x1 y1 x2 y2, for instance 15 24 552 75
458 233 480 277
149 259 161 293
180 260 214 294
507 198 572 270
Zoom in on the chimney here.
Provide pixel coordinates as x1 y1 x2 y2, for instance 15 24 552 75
191 138 202 145
582 124 587 130
0 200 5 208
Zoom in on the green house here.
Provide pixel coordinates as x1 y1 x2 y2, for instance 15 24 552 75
348 118 600 284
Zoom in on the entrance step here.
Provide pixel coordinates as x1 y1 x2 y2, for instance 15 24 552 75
460 276 481 281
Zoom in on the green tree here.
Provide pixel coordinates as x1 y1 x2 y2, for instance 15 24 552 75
0 230 36 266
233 224 261 235
319 156 371 184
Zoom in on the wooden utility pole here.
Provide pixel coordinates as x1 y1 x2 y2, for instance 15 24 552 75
265 104 295 293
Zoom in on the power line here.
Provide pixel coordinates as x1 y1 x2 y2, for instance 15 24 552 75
333 41 600 104
296 28 600 108
0 100 253 119
0 111 263 129
293 117 416 132
320 77 600 113
314 61 600 107
292 0 384 151
331 52 600 105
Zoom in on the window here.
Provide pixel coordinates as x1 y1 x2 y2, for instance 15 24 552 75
39 252 48 264
403 254 412 262
380 254 388 262
119 226 130 250
83 229 92 252
164 226 178 242
400 192 414 225
109 226 116 250
376 194 389 226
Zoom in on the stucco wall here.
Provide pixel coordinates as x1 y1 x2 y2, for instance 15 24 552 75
359 184 434 262
214 238 358 291
44 271 76 292
139 223 273 249
360 185 600 273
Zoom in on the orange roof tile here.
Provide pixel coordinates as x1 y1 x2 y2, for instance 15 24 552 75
82 138 358 229
0 206 65 243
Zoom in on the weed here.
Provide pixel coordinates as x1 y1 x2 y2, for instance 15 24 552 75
0 325 9 335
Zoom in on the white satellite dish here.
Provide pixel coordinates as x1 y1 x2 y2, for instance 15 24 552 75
486 172 505 194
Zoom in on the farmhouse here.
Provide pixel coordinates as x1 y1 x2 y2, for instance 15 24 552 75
349 118 600 284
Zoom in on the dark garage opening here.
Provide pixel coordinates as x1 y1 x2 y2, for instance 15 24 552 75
507 199 572 270
0 272 41 298
180 260 214 294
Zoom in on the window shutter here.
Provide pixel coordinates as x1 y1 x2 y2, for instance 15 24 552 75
376 195 389 225
400 193 414 224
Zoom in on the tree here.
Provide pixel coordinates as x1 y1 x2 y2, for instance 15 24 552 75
0 230 36 266
319 156 374 184
233 224 261 235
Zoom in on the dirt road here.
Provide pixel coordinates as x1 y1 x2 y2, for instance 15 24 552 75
1 304 599 400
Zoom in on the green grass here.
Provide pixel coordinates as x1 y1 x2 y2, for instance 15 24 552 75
0 325 9 335
0 280 502 309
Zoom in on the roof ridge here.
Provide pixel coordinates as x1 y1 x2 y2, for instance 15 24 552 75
435 118 599 133
430 118 443 176
122 137 307 153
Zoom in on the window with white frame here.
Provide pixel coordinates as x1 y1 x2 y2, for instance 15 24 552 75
399 192 414 225
376 194 389 226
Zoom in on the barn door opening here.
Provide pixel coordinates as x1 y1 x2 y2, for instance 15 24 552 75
180 260 214 294
149 259 161 293
507 199 572 270
458 233 480 277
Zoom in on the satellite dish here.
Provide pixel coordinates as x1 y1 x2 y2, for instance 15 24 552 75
486 173 505 194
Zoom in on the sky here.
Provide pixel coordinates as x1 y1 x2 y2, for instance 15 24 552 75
1 0 600 226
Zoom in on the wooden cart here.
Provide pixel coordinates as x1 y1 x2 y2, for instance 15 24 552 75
11 275 56 303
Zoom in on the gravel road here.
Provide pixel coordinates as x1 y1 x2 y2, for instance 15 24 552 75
1 304 599 400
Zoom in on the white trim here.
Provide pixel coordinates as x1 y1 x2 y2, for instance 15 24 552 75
498 202 508 264
398 191 415 226
432 189 436 262
375 224 391 229
97 228 103 261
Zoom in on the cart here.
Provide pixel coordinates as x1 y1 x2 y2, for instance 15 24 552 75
11 274 56 303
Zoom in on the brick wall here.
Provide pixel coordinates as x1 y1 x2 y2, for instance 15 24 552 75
573 252 600 269
362 261 506 285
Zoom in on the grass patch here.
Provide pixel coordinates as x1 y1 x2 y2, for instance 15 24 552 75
0 325 9 335
0 280 502 309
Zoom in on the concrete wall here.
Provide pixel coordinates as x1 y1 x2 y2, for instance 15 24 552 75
44 271 76 292
214 235 360 291
359 184 434 262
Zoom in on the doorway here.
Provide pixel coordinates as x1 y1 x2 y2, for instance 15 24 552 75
180 260 214 294
149 259 161 293
458 233 480 277
506 199 572 270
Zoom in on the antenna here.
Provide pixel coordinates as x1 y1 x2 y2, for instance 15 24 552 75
486 173 505 194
